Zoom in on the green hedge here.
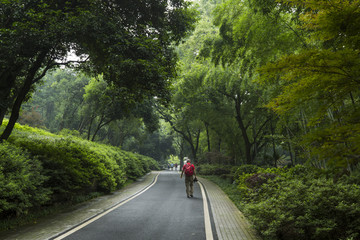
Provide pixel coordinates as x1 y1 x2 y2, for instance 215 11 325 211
0 142 50 217
236 165 360 240
0 121 159 218
201 164 360 240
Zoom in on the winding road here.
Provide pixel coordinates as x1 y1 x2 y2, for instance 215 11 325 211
52 171 215 240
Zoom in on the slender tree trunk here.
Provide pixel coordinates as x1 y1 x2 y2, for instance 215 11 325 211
58 106 70 131
91 117 112 141
252 117 258 161
218 138 221 152
87 117 94 140
179 138 185 170
270 121 277 167
234 97 252 164
300 110 308 134
350 91 355 105
91 115 104 141
157 107 201 165
0 51 48 141
204 121 210 152
0 69 18 127
187 128 200 164
286 126 295 166
78 117 87 133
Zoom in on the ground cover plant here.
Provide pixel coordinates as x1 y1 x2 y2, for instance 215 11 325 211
0 120 159 230
202 164 360 240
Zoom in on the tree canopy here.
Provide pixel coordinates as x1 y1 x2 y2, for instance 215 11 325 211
3 0 360 171
0 0 197 140
160 0 360 170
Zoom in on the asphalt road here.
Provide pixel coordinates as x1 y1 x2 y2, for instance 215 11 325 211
57 171 208 240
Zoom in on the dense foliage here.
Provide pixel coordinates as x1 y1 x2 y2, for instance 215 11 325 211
163 0 360 172
254 0 360 170
20 69 176 164
0 120 159 220
0 142 50 217
205 164 360 240
0 0 197 141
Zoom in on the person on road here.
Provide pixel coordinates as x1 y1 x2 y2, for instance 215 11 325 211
180 158 196 198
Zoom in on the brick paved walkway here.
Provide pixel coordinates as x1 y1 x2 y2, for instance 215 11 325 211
199 177 260 240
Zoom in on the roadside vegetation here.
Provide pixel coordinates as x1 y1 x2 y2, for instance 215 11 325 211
199 164 360 240
0 120 159 231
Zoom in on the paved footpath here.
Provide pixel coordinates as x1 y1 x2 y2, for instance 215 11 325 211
0 171 260 240
199 177 260 240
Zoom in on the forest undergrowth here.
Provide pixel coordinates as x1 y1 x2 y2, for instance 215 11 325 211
200 164 360 240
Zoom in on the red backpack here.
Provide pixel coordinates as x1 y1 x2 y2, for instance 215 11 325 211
184 164 194 176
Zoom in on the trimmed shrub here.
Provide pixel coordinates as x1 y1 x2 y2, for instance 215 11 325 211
0 142 50 217
245 176 360 240
10 136 119 200
234 165 360 240
136 154 160 171
6 122 159 204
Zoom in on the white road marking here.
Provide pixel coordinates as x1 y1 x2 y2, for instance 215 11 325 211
199 180 214 240
53 173 160 240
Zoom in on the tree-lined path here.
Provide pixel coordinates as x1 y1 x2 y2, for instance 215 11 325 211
0 170 261 240
1 0 359 239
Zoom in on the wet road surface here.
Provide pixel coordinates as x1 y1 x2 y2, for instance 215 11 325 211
55 171 207 240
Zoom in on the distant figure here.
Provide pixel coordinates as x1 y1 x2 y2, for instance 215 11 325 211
174 163 178 171
171 163 174 170
180 158 196 198
167 164 170 170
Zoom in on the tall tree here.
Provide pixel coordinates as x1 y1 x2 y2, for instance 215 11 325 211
259 0 360 169
157 103 202 163
0 0 197 141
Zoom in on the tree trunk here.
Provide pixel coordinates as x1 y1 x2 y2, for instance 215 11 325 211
204 121 210 152
78 117 87 133
234 97 252 164
350 91 355 105
187 127 200 164
87 117 94 140
0 51 48 141
252 117 257 160
58 106 71 131
91 117 112 141
270 121 277 167
286 126 294 166
0 71 18 127
179 138 185 170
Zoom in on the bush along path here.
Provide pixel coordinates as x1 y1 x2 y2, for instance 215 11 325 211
0 120 160 231
198 164 360 240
